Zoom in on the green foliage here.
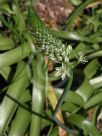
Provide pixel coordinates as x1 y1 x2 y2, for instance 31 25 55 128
0 1 102 136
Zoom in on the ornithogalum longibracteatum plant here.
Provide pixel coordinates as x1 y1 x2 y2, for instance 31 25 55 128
0 1 102 136
27 7 87 80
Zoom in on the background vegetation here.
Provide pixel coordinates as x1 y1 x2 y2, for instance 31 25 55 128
0 0 102 136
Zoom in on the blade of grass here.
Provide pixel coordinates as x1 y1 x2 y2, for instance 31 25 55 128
68 114 101 136
8 105 31 136
50 30 100 43
0 35 15 50
62 102 79 113
66 0 96 29
12 4 25 35
84 91 102 109
87 50 102 60
90 75 102 89
7 89 31 136
0 3 13 14
84 59 100 79
55 88 84 106
76 78 94 102
0 61 29 135
0 0 7 5
0 66 11 80
0 43 31 67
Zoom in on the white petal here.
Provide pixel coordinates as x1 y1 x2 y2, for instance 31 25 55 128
55 67 61 71
61 73 66 80
55 71 61 77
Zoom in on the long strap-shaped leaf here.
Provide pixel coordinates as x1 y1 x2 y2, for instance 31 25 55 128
30 55 47 136
0 61 29 135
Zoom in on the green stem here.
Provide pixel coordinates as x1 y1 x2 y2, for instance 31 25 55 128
53 69 73 117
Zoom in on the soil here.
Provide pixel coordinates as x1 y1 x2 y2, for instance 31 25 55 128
35 0 74 26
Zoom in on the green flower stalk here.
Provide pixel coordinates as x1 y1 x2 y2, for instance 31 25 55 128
27 8 71 63
27 7 87 79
